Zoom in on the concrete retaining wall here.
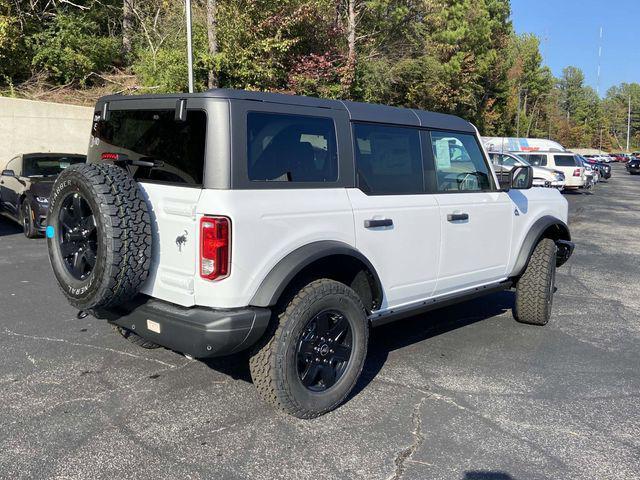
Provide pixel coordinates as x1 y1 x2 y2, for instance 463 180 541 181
0 97 93 167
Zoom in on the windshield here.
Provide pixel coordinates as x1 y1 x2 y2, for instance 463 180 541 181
22 155 86 177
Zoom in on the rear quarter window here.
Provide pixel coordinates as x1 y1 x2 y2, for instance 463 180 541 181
93 109 207 186
247 112 338 182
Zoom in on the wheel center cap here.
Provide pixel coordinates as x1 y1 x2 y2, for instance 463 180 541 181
319 344 330 356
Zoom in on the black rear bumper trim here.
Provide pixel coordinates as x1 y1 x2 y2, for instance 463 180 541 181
94 296 271 358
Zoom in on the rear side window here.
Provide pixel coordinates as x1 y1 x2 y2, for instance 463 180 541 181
353 123 423 195
247 112 338 182
93 109 207 186
554 155 578 167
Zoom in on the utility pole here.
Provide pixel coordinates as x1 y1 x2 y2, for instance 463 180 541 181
185 0 195 93
626 94 631 152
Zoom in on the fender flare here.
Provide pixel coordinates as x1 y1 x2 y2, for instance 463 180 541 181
510 216 571 278
249 240 383 308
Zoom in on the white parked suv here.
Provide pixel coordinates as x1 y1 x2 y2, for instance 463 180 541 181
488 151 566 189
45 90 574 418
514 151 587 190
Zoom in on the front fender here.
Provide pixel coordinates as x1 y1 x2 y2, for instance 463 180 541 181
509 215 572 277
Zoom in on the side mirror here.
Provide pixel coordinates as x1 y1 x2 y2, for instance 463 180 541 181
1 169 15 177
509 165 533 190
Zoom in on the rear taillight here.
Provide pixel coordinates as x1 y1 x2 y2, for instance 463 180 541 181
573 168 581 177
200 216 230 281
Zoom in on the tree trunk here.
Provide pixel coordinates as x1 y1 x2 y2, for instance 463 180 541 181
344 0 356 94
207 0 219 89
122 0 134 63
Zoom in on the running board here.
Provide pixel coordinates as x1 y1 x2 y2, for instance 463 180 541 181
369 280 514 327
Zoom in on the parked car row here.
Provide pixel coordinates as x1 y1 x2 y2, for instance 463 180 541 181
489 150 613 192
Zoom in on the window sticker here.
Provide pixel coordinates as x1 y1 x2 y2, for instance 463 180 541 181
434 138 452 169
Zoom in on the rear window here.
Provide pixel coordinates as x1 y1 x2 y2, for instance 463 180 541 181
93 109 207 186
247 112 338 182
554 155 578 167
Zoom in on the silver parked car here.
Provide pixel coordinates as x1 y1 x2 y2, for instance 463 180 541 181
488 152 566 190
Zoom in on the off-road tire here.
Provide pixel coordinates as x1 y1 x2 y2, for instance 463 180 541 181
47 163 152 310
20 201 38 238
514 238 557 326
112 325 161 349
249 279 369 419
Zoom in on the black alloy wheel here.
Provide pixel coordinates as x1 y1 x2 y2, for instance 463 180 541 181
296 309 353 392
21 202 37 238
58 192 98 280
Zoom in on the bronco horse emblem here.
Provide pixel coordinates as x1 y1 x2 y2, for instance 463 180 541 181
176 230 188 252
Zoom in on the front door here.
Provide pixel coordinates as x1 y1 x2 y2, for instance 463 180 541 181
428 130 512 295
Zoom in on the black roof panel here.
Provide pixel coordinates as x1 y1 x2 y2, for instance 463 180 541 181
97 89 475 131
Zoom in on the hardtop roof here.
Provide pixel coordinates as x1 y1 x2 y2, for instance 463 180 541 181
97 88 476 133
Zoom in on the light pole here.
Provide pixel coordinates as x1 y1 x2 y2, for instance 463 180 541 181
185 0 195 93
626 94 631 153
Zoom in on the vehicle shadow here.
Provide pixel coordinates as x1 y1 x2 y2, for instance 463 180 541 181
203 290 516 391
0 216 21 237
351 290 515 398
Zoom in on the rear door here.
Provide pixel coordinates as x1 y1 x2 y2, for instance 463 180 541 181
90 99 208 306
348 123 441 309
428 130 512 295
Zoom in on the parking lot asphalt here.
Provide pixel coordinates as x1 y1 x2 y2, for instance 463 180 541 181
1 164 639 480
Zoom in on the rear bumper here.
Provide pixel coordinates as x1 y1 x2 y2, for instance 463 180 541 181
94 296 271 358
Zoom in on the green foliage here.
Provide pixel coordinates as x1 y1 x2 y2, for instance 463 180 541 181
0 0 636 150
29 14 119 84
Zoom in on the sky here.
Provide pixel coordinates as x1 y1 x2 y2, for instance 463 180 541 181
510 0 640 96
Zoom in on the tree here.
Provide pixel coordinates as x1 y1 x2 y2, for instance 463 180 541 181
206 0 218 89
122 0 134 62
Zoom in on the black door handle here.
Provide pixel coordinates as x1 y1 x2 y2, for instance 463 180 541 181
447 213 469 222
364 218 393 228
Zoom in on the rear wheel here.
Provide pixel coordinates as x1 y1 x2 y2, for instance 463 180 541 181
249 279 369 418
514 238 557 326
20 202 38 238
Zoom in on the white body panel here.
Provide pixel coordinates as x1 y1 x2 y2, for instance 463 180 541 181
140 183 568 311
193 188 355 309
432 192 512 295
138 182 202 307
346 188 440 309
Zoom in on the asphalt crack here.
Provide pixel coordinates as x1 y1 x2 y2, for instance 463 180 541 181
3 327 179 368
387 396 428 480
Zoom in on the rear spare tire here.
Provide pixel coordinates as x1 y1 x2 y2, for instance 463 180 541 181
46 163 152 310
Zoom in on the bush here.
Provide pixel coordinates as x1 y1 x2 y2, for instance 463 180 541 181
29 14 119 84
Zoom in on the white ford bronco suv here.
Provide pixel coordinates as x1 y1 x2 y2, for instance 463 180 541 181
46 90 574 418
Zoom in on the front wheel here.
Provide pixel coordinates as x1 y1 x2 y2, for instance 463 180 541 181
249 279 369 418
514 238 557 325
21 202 38 238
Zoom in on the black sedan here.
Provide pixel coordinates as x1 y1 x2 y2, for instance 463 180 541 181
626 157 640 175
